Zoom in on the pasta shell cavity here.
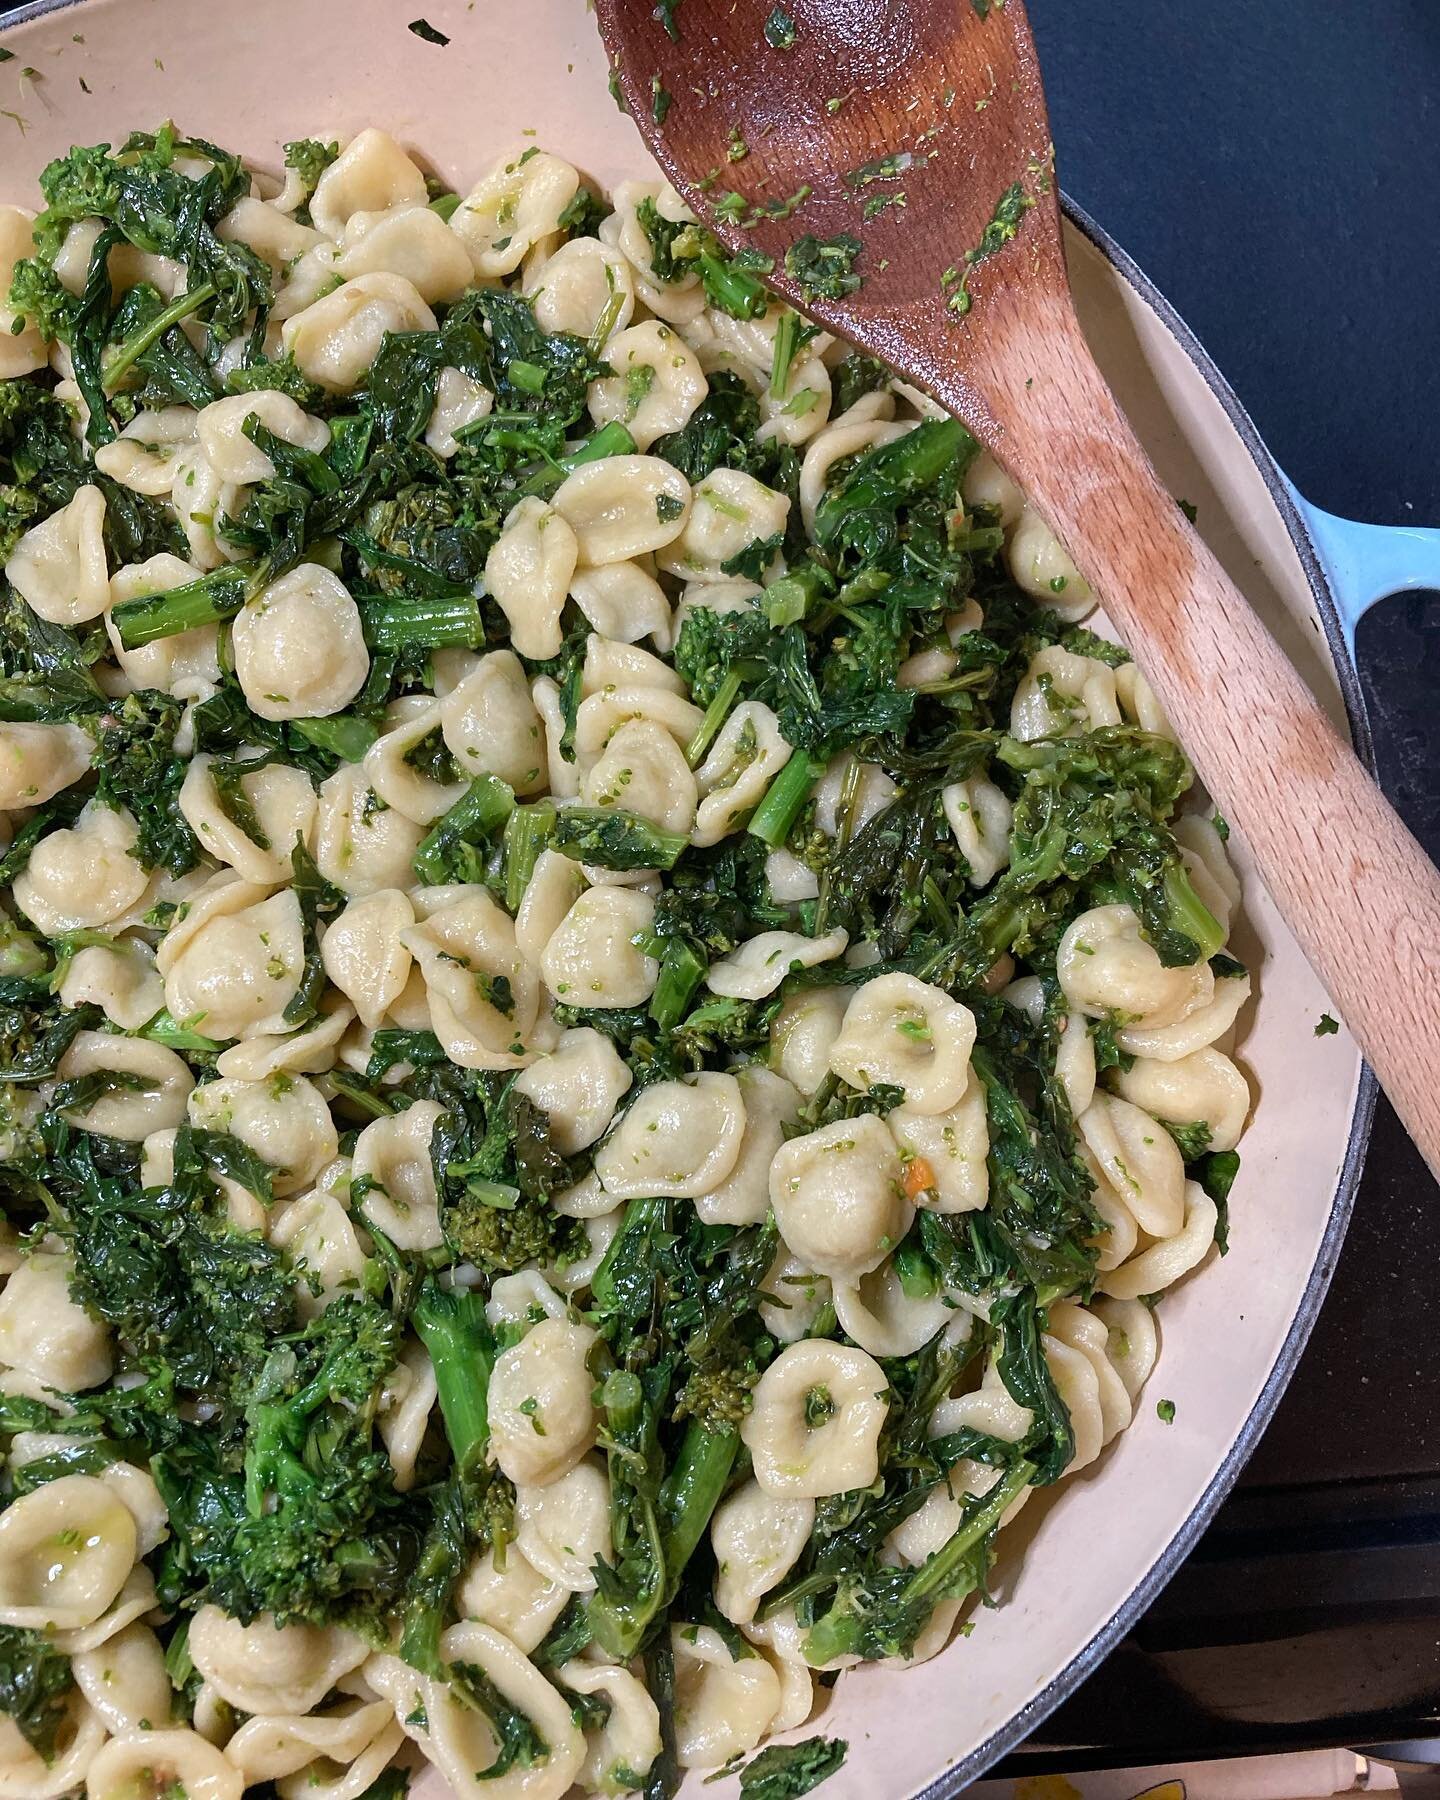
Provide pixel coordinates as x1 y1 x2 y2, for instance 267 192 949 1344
540 886 659 1010
514 1456 611 1591
351 1099 447 1252
402 890 538 1069
450 148 582 278
316 765 426 894
0 1476 137 1631
0 1252 112 1391
580 718 698 835
55 1031 194 1141
513 1027 633 1156
187 1606 368 1715
232 563 369 722
439 650 546 794
1057 904 1214 1030
188 1074 339 1196
560 1660 662 1797
828 972 978 1114
595 1072 747 1201
485 1317 601 1488
889 1066 990 1214
3 483 108 625
659 467 790 581
458 1547 569 1654
741 1339 890 1500
552 456 693 566
769 1113 911 1283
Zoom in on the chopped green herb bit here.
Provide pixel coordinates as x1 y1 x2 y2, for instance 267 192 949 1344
785 232 864 301
1315 1013 1340 1036
764 5 798 49
1157 1399 1177 1424
407 16 450 44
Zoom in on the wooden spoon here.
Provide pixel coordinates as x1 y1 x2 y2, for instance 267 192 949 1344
595 0 1440 1178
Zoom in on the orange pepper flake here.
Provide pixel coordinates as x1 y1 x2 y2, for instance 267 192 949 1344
903 1156 936 1200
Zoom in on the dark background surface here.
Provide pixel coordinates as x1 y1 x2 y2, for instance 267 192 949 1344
1007 0 1440 1768
0 0 1436 1771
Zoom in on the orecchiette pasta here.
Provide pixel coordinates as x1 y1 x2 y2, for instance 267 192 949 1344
0 119 1258 1790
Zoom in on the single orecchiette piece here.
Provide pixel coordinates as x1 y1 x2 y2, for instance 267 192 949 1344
568 560 672 646
1078 1090 1186 1238
769 1113 911 1283
660 467 790 581
195 391 331 484
0 721 93 809
71 1622 173 1734
1010 644 1120 740
187 1606 368 1715
189 1074 339 1196
525 236 635 345
706 928 849 1002
0 1475 137 1631
540 885 659 1009
458 1546 569 1654
695 1067 801 1227
1114 1045 1251 1153
86 1729 242 1800
770 986 848 1097
1114 967 1253 1063
513 847 585 965
425 365 495 458
559 1659 662 1798
282 272 436 392
942 774 1013 887
55 1031 194 1141
691 702 793 847
13 803 153 936
487 1316 600 1487
552 456 693 565
961 449 1025 528
450 147 582 277
76 922 182 1037
484 495 578 661
514 1027 633 1155
710 1482 815 1626
178 753 319 886
233 563 369 721
595 1072 746 1201
159 882 308 1040
580 718 698 835
1057 903 1214 1030
225 1698 399 1789
403 889 538 1069
833 1261 954 1358
1174 812 1242 936
828 972 978 1114
320 889 415 1028
316 764 427 894
1101 1180 1220 1301
514 1456 611 1591
1091 1295 1161 1399
93 405 200 497
3 483 108 625
1006 505 1094 622
588 320 707 452
671 1623 782 1771
309 128 429 241
741 1338 890 1499
439 649 546 794
1056 1009 1099 1118
888 1064 990 1214
337 203 474 302
106 552 221 699
351 1099 448 1251
378 1339 439 1492
0 207 47 376
0 1252 112 1391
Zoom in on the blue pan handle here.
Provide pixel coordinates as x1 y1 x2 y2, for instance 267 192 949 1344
1286 482 1440 655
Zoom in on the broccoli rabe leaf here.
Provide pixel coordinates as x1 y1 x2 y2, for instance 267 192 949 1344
0 1628 74 1762
738 1736 848 1800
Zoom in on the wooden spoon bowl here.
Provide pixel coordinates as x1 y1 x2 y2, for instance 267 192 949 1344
596 0 1440 1176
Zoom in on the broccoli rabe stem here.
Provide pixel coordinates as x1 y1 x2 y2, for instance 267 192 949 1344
801 1456 1035 1666
357 593 485 652
685 670 742 768
522 421 638 500
111 564 251 649
411 1282 496 1474
102 282 217 393
699 251 768 321
502 801 557 914
288 715 379 764
649 940 707 1031
657 1419 740 1596
762 558 834 628
747 750 822 848
412 775 516 886
813 418 977 548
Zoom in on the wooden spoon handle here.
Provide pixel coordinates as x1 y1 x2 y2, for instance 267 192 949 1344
989 308 1440 1178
